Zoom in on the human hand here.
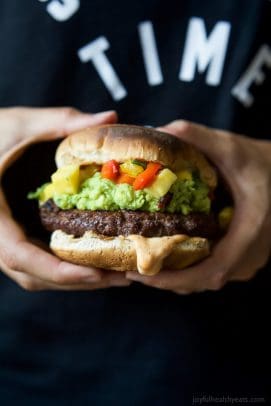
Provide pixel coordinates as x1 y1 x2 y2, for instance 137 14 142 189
0 107 131 291
126 120 271 294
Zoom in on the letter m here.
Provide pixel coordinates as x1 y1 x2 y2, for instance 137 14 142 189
179 17 231 86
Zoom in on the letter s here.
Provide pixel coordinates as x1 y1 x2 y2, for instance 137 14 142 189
44 0 80 22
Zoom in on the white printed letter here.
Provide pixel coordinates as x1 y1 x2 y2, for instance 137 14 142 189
40 0 80 22
179 17 231 86
231 45 271 107
138 21 163 86
78 37 127 101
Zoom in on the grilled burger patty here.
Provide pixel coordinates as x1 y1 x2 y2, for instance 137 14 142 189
40 200 219 238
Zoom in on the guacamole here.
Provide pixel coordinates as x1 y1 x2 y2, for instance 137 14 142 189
29 172 211 215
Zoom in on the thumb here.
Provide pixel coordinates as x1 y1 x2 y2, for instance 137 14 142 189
157 120 234 168
63 110 118 135
20 107 118 139
0 108 118 181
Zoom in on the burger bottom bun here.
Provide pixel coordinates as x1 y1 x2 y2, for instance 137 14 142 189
50 230 210 275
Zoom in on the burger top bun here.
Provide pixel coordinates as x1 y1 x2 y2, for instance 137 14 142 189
56 124 217 189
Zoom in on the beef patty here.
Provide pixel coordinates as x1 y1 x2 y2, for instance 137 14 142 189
40 200 219 238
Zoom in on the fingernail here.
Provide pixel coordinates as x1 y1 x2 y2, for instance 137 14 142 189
61 263 103 283
93 110 116 120
80 267 102 282
107 274 133 286
126 272 142 281
156 126 173 134
84 273 102 283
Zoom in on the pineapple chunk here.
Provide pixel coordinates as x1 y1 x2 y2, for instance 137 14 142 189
146 168 177 198
120 160 144 177
219 207 234 230
51 164 80 195
40 183 55 202
176 169 193 181
79 164 99 183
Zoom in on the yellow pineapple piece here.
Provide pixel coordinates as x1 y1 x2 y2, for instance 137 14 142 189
51 164 80 195
176 169 193 181
146 168 177 198
120 160 144 178
219 207 234 230
40 183 55 202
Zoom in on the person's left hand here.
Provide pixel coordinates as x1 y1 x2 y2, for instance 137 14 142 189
126 120 271 294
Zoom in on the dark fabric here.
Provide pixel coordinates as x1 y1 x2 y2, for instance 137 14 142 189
0 1 270 404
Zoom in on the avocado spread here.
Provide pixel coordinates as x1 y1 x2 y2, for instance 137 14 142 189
29 172 211 215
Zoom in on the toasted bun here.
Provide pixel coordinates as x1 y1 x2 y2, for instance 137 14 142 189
50 230 210 276
56 124 217 188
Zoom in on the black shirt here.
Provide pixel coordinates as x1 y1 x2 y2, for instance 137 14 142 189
0 1 270 404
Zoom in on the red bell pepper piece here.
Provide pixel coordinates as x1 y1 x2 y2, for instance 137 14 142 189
133 162 162 190
101 160 119 181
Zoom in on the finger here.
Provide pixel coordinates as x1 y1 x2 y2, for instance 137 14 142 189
0 212 104 285
0 262 45 291
127 259 220 293
158 120 262 192
0 209 133 288
0 108 118 176
126 202 257 292
127 225 253 293
227 229 270 282
46 272 132 291
1 261 131 291
9 240 104 285
173 289 193 295
27 238 133 288
18 107 118 140
157 121 239 178
157 121 230 159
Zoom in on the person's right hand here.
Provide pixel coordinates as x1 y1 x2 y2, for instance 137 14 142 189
0 107 131 291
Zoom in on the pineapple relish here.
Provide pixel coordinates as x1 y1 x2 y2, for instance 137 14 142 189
28 159 211 215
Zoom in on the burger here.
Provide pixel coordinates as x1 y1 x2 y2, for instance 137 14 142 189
28 124 231 275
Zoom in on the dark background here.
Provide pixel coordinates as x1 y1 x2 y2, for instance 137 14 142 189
0 1 270 404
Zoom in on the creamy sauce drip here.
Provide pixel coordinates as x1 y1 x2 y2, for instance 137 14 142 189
128 235 188 275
